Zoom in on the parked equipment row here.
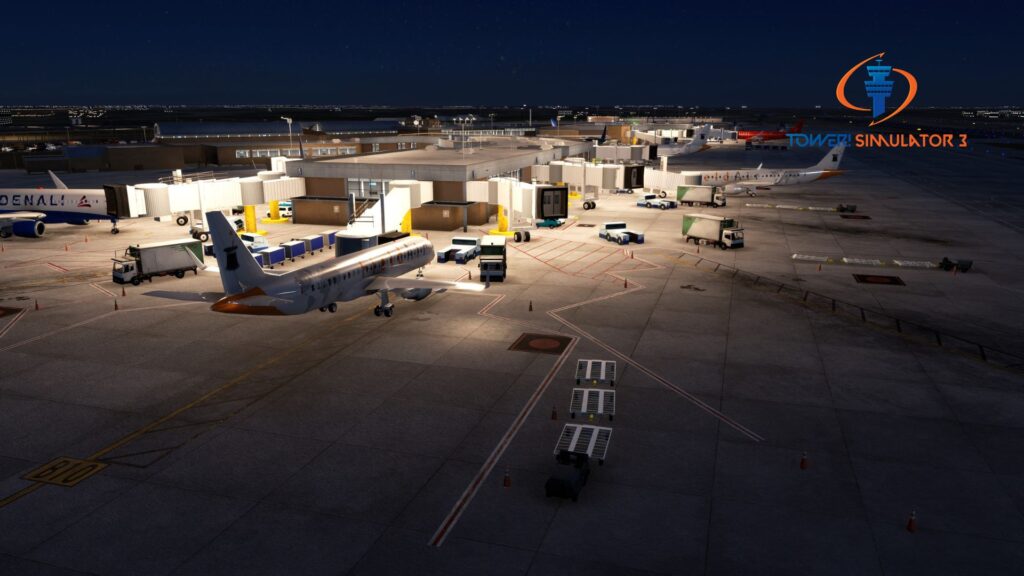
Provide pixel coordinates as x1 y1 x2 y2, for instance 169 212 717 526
545 358 617 502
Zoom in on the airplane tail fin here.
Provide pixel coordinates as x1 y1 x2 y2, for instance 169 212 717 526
813 144 846 171
206 211 268 294
48 170 68 189
791 119 804 133
598 125 607 144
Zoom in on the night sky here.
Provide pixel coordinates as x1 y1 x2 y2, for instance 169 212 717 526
4 1 1021 106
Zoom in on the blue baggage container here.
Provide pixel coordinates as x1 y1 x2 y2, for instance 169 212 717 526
321 230 338 248
281 240 305 261
263 246 285 268
300 234 324 254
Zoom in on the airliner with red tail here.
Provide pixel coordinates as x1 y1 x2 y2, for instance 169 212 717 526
736 120 804 143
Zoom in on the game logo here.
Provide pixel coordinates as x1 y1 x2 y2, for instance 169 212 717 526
788 52 967 149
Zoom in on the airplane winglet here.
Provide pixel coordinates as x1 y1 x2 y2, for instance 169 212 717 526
48 170 68 190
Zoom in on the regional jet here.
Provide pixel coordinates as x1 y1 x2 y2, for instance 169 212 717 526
695 144 845 196
205 211 483 317
0 171 119 237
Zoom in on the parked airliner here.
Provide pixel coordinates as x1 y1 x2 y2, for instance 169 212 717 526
0 171 117 237
206 211 483 317
695 144 846 196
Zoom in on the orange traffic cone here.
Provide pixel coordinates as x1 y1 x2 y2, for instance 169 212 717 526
121 285 126 297
34 300 40 311
84 235 89 243
528 300 533 312
551 405 558 420
623 277 628 288
114 299 119 311
906 511 917 533
799 452 809 470
1 242 4 252
503 467 511 488
817 263 822 272
64 243 69 251
468 270 472 280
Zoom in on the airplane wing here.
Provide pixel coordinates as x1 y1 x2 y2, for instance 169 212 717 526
143 290 226 303
366 276 484 292
0 211 46 222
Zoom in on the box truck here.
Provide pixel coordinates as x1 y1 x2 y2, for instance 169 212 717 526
112 239 205 285
682 214 744 249
677 186 726 208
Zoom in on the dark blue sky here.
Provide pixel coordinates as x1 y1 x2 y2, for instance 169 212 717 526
4 1 1020 106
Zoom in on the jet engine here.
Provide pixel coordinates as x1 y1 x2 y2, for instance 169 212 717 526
399 288 433 301
12 220 46 238
723 184 754 196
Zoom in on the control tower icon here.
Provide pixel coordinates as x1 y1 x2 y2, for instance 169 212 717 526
864 58 894 118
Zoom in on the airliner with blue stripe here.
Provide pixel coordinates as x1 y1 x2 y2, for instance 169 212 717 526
0 171 117 238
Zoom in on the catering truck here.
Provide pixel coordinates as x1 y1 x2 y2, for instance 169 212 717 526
682 214 744 249
677 186 726 208
112 239 205 285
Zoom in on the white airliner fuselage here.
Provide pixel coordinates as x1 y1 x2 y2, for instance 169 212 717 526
695 144 846 195
207 211 481 317
0 172 117 237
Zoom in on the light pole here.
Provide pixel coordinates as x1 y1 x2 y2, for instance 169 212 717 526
281 116 293 155
453 116 474 158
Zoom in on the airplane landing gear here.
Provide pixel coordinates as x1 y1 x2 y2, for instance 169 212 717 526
374 290 394 317
327 303 337 313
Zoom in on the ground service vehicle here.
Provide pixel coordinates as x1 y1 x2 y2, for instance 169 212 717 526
113 239 204 285
239 232 269 251
267 201 293 218
677 186 726 207
637 193 678 210
478 236 507 281
682 214 744 249
436 236 482 263
599 221 645 245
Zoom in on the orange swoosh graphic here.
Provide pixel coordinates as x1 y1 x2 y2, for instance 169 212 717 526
836 52 884 112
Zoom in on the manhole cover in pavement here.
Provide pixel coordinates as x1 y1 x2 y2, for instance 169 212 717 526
853 274 905 286
509 332 573 355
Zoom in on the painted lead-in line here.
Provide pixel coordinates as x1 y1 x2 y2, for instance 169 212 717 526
0 309 27 340
428 336 577 547
90 283 116 297
547 255 765 443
